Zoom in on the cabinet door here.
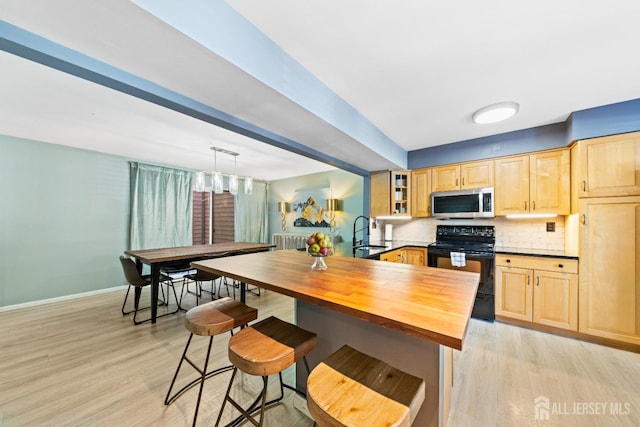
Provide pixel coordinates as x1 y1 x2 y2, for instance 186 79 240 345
533 270 578 331
530 149 570 214
432 165 460 192
495 155 530 215
370 171 390 217
404 247 426 266
460 160 494 189
390 170 411 216
380 248 404 263
577 132 640 198
579 196 640 345
411 168 431 217
495 265 533 321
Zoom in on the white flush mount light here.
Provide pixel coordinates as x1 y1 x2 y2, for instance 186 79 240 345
472 101 519 124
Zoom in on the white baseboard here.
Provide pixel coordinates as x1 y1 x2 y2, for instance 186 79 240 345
0 286 127 312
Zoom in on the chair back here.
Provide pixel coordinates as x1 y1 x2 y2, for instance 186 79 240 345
119 256 149 287
190 269 221 282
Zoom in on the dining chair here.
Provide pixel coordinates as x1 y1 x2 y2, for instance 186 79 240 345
180 269 222 308
119 256 180 325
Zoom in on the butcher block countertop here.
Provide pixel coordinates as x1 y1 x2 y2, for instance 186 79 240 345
193 249 479 350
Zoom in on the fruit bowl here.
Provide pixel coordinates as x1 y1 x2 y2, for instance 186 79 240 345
305 232 333 270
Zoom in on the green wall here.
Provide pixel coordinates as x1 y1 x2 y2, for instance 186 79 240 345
268 169 365 244
0 135 129 307
0 135 365 307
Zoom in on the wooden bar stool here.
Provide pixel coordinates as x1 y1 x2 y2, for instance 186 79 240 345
215 316 317 427
164 297 258 427
307 345 426 427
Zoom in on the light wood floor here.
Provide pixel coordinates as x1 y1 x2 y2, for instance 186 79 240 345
1 284 639 426
448 319 640 426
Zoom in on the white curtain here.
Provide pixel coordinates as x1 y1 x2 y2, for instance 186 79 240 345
234 180 269 243
129 162 193 250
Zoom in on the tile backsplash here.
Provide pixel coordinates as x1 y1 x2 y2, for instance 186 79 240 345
372 217 566 251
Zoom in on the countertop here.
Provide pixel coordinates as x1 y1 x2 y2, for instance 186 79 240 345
341 240 433 259
495 247 579 260
193 249 479 350
334 240 578 260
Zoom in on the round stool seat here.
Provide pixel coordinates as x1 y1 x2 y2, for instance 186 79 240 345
228 316 317 376
185 297 257 336
307 345 425 427
165 297 258 427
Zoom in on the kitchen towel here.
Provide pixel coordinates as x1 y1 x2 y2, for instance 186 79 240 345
451 252 466 267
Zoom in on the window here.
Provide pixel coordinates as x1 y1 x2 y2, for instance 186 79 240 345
192 191 235 245
212 192 235 243
192 191 210 245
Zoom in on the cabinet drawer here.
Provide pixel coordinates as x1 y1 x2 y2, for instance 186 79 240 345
495 254 578 274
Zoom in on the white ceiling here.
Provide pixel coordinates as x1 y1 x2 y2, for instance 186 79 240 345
1 0 640 181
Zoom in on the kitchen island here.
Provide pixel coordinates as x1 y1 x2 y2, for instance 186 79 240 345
192 249 479 427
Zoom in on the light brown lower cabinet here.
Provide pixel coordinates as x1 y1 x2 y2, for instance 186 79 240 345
404 247 427 266
578 196 640 346
379 247 426 266
495 255 578 331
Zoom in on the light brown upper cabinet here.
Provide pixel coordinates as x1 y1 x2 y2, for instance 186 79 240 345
574 131 640 199
495 149 570 215
530 150 571 214
370 170 412 217
411 168 431 217
431 160 494 193
370 171 391 218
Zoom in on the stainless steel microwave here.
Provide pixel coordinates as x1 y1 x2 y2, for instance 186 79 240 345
431 187 494 218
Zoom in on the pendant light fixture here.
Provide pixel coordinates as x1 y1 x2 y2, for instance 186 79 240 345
229 154 238 196
212 149 223 194
194 171 206 192
244 177 254 195
210 146 253 195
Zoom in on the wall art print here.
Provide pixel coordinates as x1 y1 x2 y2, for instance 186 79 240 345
292 190 330 228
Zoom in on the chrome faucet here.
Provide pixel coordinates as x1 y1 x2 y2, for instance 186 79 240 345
352 215 370 247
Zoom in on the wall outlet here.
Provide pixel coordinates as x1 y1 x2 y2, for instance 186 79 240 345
546 222 555 232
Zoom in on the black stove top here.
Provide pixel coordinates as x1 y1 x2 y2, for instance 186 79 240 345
429 225 495 255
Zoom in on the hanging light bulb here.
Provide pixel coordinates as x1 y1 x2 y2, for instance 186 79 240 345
229 175 238 195
244 176 253 195
229 154 238 195
209 146 252 195
194 171 205 192
212 150 223 194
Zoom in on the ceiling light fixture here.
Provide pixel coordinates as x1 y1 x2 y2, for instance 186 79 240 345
210 146 253 195
472 101 519 124
212 148 224 194
229 154 238 196
194 171 206 192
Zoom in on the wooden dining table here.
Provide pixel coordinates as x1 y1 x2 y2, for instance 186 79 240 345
192 249 479 427
124 242 275 323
